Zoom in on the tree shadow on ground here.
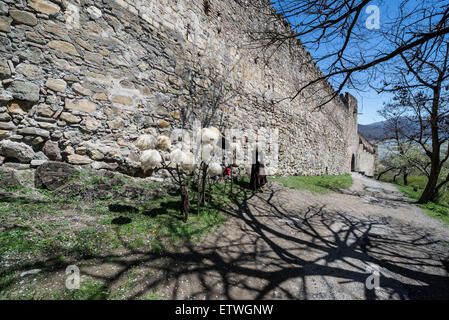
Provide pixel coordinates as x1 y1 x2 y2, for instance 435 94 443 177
108 204 138 214
141 200 185 220
233 179 250 190
2 186 449 300
111 216 132 225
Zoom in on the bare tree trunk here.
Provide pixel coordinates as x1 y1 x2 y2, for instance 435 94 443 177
419 86 442 204
181 185 190 222
419 169 440 203
377 167 395 181
230 175 233 195
199 164 208 206
419 161 440 203
403 168 408 186
393 170 401 183
196 169 201 215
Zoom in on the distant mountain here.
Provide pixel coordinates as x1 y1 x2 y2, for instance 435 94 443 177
358 117 424 142
358 122 387 142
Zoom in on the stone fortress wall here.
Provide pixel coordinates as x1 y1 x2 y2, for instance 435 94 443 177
0 0 376 177
344 94 378 177
354 133 378 177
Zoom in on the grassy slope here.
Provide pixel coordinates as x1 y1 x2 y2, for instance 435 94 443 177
380 173 449 225
392 183 449 225
0 171 245 300
269 174 353 194
0 173 361 300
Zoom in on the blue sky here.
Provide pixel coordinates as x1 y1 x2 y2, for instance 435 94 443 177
347 89 391 125
272 0 423 125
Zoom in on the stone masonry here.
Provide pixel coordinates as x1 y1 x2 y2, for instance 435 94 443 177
0 0 376 177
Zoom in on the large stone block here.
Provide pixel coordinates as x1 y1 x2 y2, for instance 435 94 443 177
0 140 35 163
16 63 44 80
8 81 40 102
86 6 102 19
93 92 108 101
9 10 37 26
0 2 8 15
35 161 78 191
0 58 11 79
67 154 93 165
36 104 54 117
158 119 171 129
72 83 92 96
28 0 61 16
42 140 62 161
46 78 67 92
18 127 50 138
59 112 81 124
0 112 11 121
107 119 124 129
111 95 133 106
7 100 28 114
0 121 16 130
65 99 97 113
48 40 80 56
85 52 103 65
0 131 10 139
0 15 11 33
0 167 21 188
83 116 101 131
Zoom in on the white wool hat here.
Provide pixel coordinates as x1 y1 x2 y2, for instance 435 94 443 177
140 149 162 172
181 151 195 172
157 135 171 151
169 149 186 165
201 143 214 162
201 127 220 145
135 134 157 151
207 162 222 177
208 126 221 138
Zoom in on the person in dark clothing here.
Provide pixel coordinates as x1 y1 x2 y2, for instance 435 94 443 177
250 148 267 192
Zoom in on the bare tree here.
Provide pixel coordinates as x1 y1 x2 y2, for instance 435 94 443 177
378 34 449 202
375 118 431 186
239 0 449 106
378 99 424 185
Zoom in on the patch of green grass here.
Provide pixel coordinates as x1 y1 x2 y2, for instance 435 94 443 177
109 267 139 300
0 203 112 259
0 228 49 256
380 174 428 190
71 228 105 258
269 174 353 194
391 183 449 225
59 277 110 300
0 173 251 300
139 292 165 300
420 202 449 225
98 192 228 251
393 183 422 199
0 176 242 283
0 271 19 298
87 202 114 215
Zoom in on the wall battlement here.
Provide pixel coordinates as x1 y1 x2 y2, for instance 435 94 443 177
0 0 376 177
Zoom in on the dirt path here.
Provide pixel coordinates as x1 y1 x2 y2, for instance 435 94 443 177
149 173 449 299
60 173 449 300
